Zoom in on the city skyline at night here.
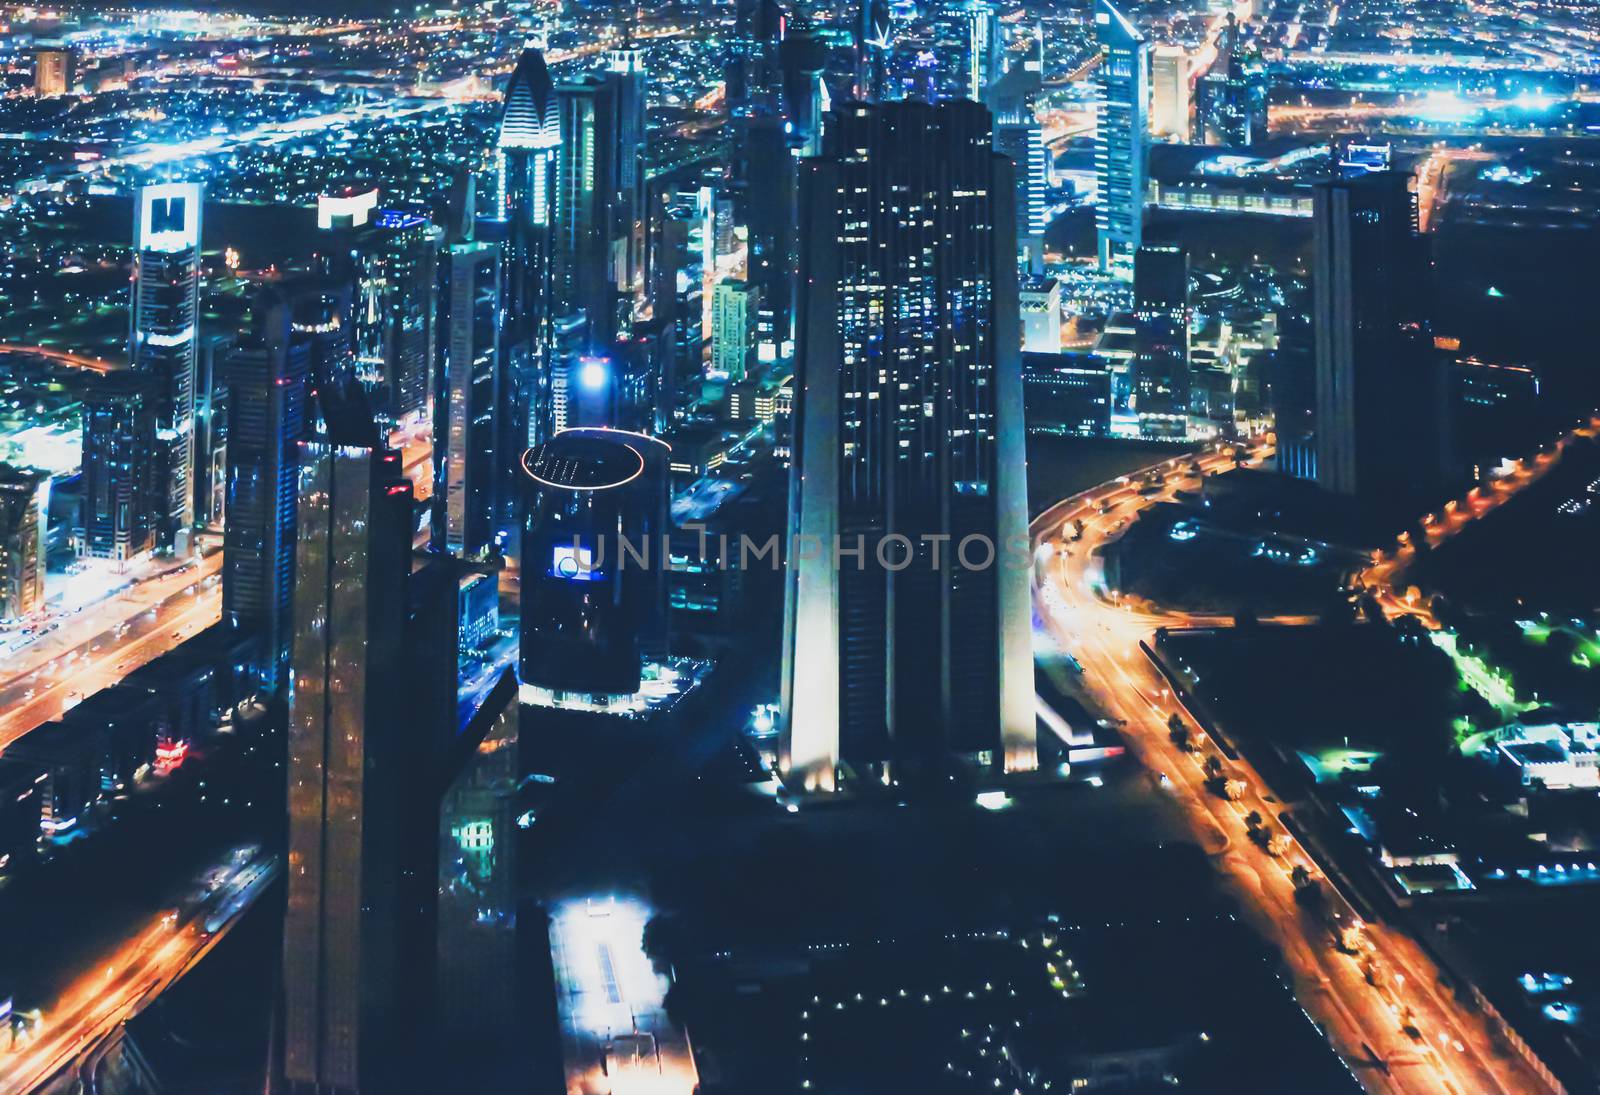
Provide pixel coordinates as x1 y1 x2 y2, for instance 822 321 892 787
0 0 1599 1092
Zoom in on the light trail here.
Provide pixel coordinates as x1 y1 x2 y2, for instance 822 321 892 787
1031 439 1557 1095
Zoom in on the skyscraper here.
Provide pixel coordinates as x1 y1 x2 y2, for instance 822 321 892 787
1132 243 1191 439
954 0 1002 101
0 464 48 621
283 399 413 1093
857 0 893 99
1093 0 1147 274
79 373 157 564
222 297 310 691
519 429 670 711
131 181 204 550
436 240 502 559
607 46 648 304
555 75 621 348
1151 45 1192 142
711 279 759 380
780 100 1035 793
1197 14 1269 147
497 46 562 450
1312 171 1449 505
993 101 1049 274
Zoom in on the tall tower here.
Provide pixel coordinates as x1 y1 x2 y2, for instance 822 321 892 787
131 181 203 550
957 0 1002 101
780 100 1035 793
80 373 157 564
1312 171 1447 505
283 396 413 1093
1093 0 1147 274
1132 243 1190 439
435 240 502 559
857 0 893 99
606 46 648 304
555 75 620 348
497 46 562 446
221 296 310 691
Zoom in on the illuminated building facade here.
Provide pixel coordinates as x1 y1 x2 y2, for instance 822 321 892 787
1019 275 1061 354
1094 0 1147 275
519 429 670 709
711 279 759 380
555 51 645 350
993 104 1049 275
1131 243 1191 439
80 373 157 564
284 405 413 1093
1151 46 1192 142
1312 172 1449 503
436 241 502 559
131 182 204 551
780 100 1035 792
495 45 563 536
33 46 73 97
0 464 47 620
1197 16 1269 147
222 300 310 692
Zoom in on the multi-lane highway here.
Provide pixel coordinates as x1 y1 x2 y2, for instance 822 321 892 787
1032 443 1555 1095
0 551 223 752
3 850 278 1095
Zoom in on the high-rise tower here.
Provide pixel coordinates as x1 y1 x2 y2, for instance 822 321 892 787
1312 171 1449 506
222 296 310 691
1093 0 1147 274
780 100 1035 793
131 181 203 550
283 396 413 1092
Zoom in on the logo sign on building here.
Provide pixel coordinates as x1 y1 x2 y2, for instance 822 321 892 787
137 182 202 253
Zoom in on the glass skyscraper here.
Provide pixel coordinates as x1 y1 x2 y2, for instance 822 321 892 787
1093 0 1147 275
780 100 1035 793
283 404 413 1093
130 181 203 550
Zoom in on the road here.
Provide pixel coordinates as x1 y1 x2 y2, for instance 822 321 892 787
1355 416 1600 626
0 552 223 752
2 852 279 1095
1031 443 1554 1095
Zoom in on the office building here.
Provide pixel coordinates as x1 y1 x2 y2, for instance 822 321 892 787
194 332 234 528
1093 0 1148 274
857 0 893 99
1312 172 1449 505
80 373 157 564
1023 353 1112 437
319 195 440 428
1197 15 1269 147
497 46 562 459
1020 275 1062 354
743 115 797 365
131 182 204 551
781 16 829 157
436 241 502 559
1132 243 1191 439
519 428 670 711
993 104 1050 274
0 464 48 620
711 279 759 380
33 46 73 96
1151 46 1191 142
283 399 413 1093
780 100 1035 792
554 49 645 344
952 0 1002 101
222 299 310 691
